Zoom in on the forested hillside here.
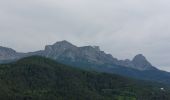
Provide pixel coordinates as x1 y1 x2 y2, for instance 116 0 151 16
0 56 169 100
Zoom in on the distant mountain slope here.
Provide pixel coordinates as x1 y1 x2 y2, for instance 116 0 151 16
41 41 156 71
1 40 170 84
0 56 169 100
0 46 20 60
42 40 118 65
0 41 156 71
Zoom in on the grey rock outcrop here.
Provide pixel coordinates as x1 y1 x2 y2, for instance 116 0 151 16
0 40 157 71
132 54 156 70
0 46 21 60
42 40 118 65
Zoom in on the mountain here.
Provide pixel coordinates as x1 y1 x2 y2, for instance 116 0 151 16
0 56 169 100
132 54 156 70
0 46 25 63
117 54 156 70
0 41 154 71
42 40 118 66
0 46 19 60
42 41 158 71
1 40 170 84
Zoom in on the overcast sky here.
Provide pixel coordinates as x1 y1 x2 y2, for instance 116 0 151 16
0 0 170 71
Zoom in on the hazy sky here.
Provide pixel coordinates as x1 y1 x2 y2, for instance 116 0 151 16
0 0 170 71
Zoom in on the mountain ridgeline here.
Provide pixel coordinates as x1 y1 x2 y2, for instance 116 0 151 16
0 40 170 84
0 56 170 100
0 41 154 70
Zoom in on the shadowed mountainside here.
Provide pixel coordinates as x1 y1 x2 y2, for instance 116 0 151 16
1 40 170 85
0 56 170 100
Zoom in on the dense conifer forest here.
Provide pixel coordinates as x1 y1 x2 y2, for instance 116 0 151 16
0 56 169 100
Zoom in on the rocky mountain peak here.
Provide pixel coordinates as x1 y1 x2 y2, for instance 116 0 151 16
133 54 147 62
44 40 77 58
0 46 19 60
54 40 74 46
132 54 155 70
0 46 16 53
53 40 76 48
0 46 17 55
45 40 77 51
0 41 157 71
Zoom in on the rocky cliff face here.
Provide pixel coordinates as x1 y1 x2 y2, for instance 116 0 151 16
117 54 156 70
132 54 156 70
39 41 156 70
43 40 77 59
0 46 21 60
42 41 118 65
0 40 157 71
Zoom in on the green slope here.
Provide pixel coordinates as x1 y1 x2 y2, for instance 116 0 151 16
0 56 169 100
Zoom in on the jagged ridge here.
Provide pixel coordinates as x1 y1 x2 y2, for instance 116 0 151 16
0 40 154 71
1 40 170 84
